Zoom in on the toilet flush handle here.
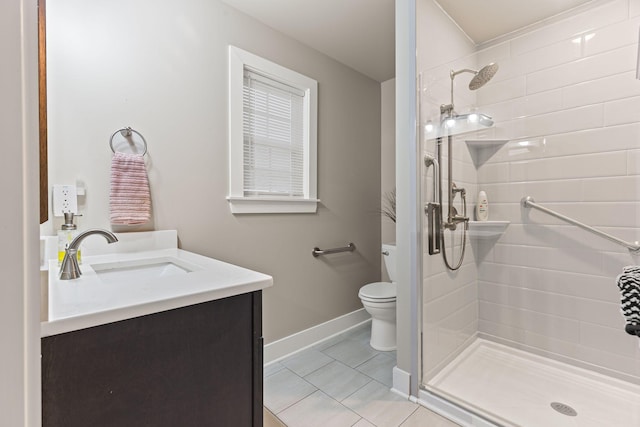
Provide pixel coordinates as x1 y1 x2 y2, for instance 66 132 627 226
382 250 389 256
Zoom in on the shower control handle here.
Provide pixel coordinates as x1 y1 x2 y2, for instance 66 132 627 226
425 202 441 255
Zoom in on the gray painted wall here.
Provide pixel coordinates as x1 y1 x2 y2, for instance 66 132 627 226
43 0 381 343
381 78 396 281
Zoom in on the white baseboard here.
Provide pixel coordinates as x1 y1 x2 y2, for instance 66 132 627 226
264 308 371 364
390 366 411 399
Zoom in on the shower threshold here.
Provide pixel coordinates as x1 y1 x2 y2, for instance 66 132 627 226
420 339 640 427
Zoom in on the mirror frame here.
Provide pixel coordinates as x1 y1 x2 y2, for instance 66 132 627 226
38 0 48 224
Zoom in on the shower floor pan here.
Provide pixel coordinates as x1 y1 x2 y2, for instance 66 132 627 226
426 339 640 427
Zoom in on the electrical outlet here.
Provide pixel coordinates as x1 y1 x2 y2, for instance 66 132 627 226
53 185 78 217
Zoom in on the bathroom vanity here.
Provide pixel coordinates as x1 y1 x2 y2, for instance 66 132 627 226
40 231 272 427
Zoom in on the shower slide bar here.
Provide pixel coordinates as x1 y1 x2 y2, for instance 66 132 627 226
312 242 356 257
521 196 640 253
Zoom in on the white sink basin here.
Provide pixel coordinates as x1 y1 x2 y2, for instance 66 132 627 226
43 230 273 338
91 257 197 285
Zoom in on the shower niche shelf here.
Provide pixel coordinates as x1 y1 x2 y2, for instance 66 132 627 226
465 139 509 167
468 220 510 238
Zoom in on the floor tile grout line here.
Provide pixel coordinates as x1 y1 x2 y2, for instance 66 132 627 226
338 378 391 405
278 389 363 425
319 343 382 369
267 325 411 426
268 367 319 416
338 378 373 404
396 405 421 427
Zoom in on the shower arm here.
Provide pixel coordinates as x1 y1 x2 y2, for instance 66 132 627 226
443 68 477 116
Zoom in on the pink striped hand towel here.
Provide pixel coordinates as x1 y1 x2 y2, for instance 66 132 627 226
110 152 151 225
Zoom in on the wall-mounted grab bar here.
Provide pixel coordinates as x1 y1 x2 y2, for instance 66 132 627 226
312 243 356 257
522 196 640 253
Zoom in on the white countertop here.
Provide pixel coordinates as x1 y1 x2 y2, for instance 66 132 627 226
41 231 272 337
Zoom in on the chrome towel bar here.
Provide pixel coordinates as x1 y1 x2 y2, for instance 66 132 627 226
522 196 640 253
110 126 148 156
312 243 356 257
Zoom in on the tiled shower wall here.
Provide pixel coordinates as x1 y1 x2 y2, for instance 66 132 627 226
420 0 640 385
418 0 480 381
476 0 640 383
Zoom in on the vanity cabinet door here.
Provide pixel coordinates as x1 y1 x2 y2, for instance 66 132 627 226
42 292 263 427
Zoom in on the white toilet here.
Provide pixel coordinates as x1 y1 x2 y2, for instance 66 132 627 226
358 244 397 351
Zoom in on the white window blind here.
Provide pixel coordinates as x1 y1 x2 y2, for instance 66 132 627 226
228 46 318 214
243 69 305 197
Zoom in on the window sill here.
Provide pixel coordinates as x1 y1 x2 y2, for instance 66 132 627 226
227 197 320 214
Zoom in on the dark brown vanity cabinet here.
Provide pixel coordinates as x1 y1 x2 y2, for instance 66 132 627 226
42 291 263 427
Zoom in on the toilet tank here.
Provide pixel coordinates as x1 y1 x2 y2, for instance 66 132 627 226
382 244 396 282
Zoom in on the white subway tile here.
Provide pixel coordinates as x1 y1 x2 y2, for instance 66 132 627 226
494 243 605 275
580 176 640 201
484 138 549 163
631 0 640 18
584 17 640 57
441 300 478 331
577 346 640 379
424 262 477 303
478 319 525 343
513 39 582 75
526 45 637 94
478 182 523 204
563 71 640 109
576 298 626 329
506 287 581 319
476 76 526 105
604 94 640 126
601 249 640 277
509 150 626 182
534 269 620 303
424 283 477 324
497 223 557 248
477 162 509 183
483 90 564 123
629 149 640 174
580 322 639 359
479 301 581 342
477 42 511 68
509 0 628 56
523 179 584 202
548 123 640 155
478 262 533 285
508 104 604 141
478 281 509 304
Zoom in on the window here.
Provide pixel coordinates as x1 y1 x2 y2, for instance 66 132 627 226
227 46 318 213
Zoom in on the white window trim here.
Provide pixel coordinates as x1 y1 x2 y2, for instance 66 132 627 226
227 46 319 214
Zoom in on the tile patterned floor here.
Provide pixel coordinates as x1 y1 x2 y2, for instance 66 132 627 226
264 324 460 427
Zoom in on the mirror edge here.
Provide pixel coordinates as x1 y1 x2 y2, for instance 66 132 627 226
38 0 48 224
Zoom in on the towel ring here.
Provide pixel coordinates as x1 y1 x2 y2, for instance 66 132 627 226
109 127 147 156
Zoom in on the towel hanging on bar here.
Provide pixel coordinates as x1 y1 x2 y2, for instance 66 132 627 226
109 152 151 225
616 266 640 346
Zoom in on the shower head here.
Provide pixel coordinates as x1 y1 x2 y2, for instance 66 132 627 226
469 63 499 90
444 62 499 117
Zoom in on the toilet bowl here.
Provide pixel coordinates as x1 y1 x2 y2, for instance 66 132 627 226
358 244 396 351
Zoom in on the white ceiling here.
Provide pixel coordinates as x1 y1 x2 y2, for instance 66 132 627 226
221 0 395 83
436 0 597 45
221 0 600 83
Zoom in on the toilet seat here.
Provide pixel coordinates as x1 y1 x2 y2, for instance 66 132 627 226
359 282 396 303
